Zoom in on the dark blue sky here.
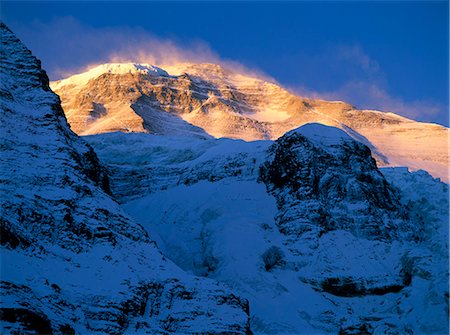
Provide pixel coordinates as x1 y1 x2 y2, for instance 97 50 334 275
2 1 448 126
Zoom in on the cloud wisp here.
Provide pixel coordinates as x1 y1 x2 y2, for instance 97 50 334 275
9 17 272 82
290 45 447 125
294 81 446 123
10 17 218 79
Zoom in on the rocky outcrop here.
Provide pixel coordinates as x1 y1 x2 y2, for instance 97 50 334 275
259 124 411 242
0 23 250 334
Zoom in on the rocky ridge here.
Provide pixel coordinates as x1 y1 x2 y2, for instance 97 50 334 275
0 23 250 334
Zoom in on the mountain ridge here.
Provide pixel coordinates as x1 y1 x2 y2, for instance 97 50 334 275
0 23 251 334
51 62 449 182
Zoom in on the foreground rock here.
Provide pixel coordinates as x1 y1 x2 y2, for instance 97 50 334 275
0 23 250 334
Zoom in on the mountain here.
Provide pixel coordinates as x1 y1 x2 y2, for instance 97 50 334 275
2 22 448 335
85 124 448 334
0 23 250 334
51 62 449 182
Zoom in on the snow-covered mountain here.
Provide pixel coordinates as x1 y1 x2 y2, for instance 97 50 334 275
51 62 449 182
85 125 448 334
2 22 448 335
0 23 251 334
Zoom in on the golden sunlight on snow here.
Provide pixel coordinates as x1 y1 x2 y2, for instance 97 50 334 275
50 62 449 182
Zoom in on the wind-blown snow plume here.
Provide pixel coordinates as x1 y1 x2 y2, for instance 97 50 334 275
9 17 273 82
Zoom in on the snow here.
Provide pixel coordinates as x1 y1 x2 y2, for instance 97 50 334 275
288 123 353 154
1 24 250 334
123 179 320 333
85 127 449 334
121 178 409 333
292 123 351 142
51 63 169 90
51 62 449 182
3 22 448 335
359 122 449 183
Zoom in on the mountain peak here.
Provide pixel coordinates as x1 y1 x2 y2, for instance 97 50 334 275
50 60 449 182
287 123 352 148
52 63 169 90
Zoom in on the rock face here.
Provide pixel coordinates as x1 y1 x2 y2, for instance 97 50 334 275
0 23 250 334
257 125 417 301
259 124 411 242
86 125 448 334
51 62 449 182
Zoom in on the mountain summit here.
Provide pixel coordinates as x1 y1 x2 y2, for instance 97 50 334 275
52 62 449 182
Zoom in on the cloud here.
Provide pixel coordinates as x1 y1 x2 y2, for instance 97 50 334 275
8 17 272 81
295 80 445 122
335 45 381 76
290 45 447 125
9 17 218 78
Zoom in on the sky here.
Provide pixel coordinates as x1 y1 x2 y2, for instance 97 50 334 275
2 1 449 126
